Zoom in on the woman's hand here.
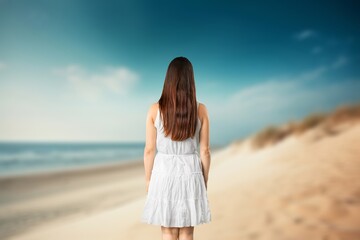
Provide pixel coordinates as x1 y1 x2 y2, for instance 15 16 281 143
203 175 208 190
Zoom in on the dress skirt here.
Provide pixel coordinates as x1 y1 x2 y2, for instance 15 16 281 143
141 151 211 227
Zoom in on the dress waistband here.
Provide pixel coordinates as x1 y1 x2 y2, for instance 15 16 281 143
157 151 198 156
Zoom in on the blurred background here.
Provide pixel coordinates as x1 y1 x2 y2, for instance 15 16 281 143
0 0 360 239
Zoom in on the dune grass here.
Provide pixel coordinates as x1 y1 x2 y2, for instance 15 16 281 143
250 103 360 149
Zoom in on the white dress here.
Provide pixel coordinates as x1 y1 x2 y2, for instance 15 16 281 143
141 101 212 227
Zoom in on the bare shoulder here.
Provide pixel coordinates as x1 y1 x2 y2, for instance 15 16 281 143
147 102 159 122
198 102 209 122
150 102 159 111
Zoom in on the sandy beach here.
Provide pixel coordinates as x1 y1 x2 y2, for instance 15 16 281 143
1 105 360 240
0 160 144 239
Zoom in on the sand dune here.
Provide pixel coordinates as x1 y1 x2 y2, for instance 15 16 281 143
198 121 360 240
3 104 360 240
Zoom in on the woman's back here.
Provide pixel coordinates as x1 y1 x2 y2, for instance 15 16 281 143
155 101 201 155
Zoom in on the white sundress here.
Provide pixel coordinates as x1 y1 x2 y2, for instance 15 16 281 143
141 101 212 227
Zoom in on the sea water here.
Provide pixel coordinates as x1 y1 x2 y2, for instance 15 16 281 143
0 142 145 176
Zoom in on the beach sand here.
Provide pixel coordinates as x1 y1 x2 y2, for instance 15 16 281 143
2 120 360 239
0 160 144 239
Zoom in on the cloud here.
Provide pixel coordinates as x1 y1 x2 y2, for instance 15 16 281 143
224 65 329 117
225 80 298 117
297 66 328 81
210 56 358 144
54 65 139 101
311 46 323 54
225 56 348 115
294 29 317 41
0 61 7 70
0 67 145 142
332 56 348 69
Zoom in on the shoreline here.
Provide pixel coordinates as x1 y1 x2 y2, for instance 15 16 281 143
0 145 226 179
0 157 143 179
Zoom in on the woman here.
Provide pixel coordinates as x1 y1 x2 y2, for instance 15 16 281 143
141 56 211 240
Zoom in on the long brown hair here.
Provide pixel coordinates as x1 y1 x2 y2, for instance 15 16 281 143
158 57 198 141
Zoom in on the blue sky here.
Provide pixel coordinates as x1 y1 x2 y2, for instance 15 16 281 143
0 0 359 146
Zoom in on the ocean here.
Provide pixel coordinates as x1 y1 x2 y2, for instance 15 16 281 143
0 142 145 176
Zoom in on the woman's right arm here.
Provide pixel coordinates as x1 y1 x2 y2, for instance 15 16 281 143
199 103 211 189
